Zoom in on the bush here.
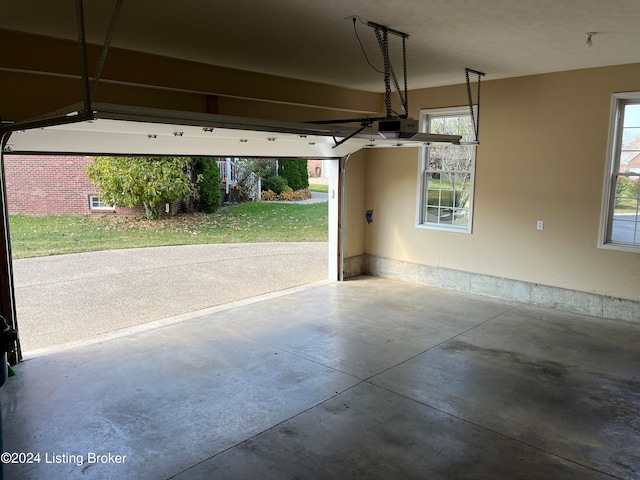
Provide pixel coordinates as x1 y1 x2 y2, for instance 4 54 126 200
279 188 311 201
192 157 222 213
278 159 309 191
262 175 289 195
87 156 195 220
261 190 278 201
261 188 312 202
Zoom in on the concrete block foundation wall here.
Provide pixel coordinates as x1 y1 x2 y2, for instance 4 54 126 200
349 254 640 324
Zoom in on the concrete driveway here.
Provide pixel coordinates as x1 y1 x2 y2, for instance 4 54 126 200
13 242 328 354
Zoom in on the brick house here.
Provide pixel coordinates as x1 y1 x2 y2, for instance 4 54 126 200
307 159 324 178
4 155 311 216
4 155 175 216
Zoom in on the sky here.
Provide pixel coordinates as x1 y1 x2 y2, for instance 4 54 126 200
625 104 640 127
622 104 640 146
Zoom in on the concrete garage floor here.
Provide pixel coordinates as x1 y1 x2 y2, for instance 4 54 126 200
1 276 639 479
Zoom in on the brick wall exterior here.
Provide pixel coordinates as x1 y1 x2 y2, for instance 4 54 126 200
4 155 180 216
307 159 323 177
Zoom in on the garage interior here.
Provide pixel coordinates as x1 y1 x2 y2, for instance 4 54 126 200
1 1 639 479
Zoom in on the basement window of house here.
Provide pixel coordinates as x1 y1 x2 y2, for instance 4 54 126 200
417 107 477 233
89 195 114 211
599 92 640 252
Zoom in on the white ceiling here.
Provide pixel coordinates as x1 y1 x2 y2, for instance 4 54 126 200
2 0 639 92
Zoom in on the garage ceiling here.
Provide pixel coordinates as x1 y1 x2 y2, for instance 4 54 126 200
1 0 639 92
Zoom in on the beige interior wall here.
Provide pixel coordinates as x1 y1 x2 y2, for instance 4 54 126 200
366 63 640 301
343 150 368 259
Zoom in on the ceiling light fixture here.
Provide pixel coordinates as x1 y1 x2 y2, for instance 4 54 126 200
173 131 184 137
202 127 214 132
585 32 597 47
147 134 157 139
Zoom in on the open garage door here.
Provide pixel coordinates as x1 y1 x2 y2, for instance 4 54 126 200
0 103 373 362
3 103 375 158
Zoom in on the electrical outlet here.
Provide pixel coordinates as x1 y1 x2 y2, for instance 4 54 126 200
537 220 544 230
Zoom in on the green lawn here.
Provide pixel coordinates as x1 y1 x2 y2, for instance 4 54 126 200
308 183 328 193
10 201 328 259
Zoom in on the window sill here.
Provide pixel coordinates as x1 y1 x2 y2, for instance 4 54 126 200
416 223 471 234
598 242 640 254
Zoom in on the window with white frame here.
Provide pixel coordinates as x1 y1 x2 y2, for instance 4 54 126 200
600 93 640 252
417 107 477 233
89 195 114 211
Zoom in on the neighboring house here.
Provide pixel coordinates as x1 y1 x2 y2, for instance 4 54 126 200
621 141 640 173
4 154 179 216
5 155 310 216
307 159 324 178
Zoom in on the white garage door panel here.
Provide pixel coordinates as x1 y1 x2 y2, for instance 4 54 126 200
6 120 367 158
3 103 376 158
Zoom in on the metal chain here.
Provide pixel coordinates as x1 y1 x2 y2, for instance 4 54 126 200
403 36 408 115
465 68 485 142
465 69 476 141
476 72 481 142
374 27 393 118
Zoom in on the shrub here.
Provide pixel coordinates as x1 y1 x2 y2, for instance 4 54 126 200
261 188 312 202
279 188 312 201
262 175 289 195
278 187 296 201
192 157 222 213
87 156 195 220
296 188 313 200
261 190 278 201
278 159 309 191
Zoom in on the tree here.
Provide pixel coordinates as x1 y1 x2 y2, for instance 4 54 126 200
428 116 474 214
87 156 195 220
191 157 222 213
278 159 309 191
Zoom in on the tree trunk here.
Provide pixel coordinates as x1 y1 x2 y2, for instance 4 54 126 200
143 202 159 220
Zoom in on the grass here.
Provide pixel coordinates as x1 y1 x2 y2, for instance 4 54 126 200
308 183 328 193
615 198 639 212
10 201 328 259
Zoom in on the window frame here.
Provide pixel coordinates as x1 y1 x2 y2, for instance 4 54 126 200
416 106 477 234
89 195 114 211
599 92 640 253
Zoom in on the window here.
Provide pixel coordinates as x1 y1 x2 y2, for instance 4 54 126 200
600 93 640 252
89 195 114 211
417 107 477 233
